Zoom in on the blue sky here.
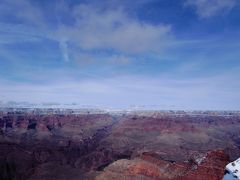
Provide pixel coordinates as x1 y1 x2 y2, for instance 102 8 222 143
0 0 240 109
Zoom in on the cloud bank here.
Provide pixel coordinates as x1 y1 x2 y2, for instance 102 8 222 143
1 70 240 110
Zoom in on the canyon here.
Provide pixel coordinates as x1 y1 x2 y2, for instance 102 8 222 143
0 109 240 180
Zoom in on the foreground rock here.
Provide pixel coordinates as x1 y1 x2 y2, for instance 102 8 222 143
96 150 229 180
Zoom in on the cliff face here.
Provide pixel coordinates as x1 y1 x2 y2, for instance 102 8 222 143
96 150 229 180
100 114 240 162
0 113 117 180
0 111 239 180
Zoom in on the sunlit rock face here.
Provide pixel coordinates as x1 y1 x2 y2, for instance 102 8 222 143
0 109 240 179
96 150 229 180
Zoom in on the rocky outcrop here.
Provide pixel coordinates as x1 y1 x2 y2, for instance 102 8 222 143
181 150 229 180
96 150 229 180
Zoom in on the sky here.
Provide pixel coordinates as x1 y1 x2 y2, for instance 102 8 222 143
0 0 240 110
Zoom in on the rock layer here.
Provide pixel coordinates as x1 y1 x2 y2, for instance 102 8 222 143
0 110 239 179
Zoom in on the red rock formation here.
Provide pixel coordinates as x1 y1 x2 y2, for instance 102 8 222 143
96 150 229 180
181 150 229 180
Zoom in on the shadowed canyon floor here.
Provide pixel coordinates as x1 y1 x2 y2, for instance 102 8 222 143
0 109 240 180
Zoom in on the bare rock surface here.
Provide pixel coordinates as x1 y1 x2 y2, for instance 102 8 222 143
96 150 229 180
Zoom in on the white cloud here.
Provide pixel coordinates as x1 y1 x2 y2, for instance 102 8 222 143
56 4 171 54
185 0 237 18
0 1 172 62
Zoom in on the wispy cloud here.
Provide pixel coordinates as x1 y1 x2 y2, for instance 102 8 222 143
55 4 171 55
0 0 172 63
185 0 237 18
0 0 45 26
59 39 70 62
0 22 43 42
